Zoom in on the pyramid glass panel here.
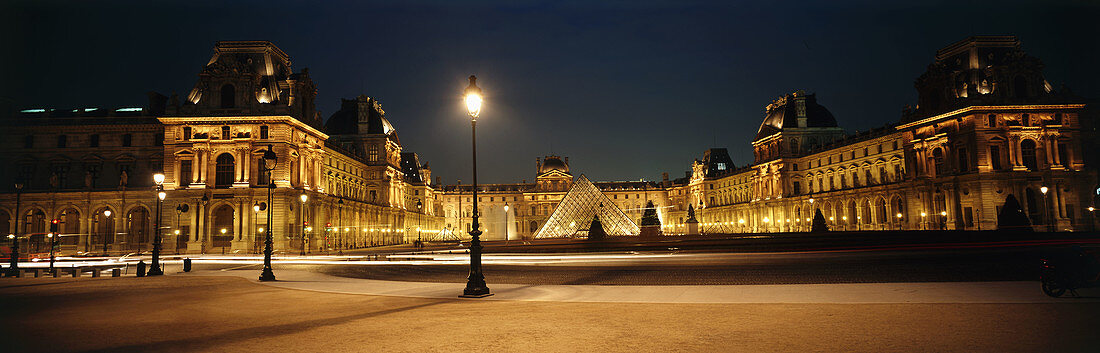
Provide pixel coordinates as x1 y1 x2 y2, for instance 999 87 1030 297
535 175 639 238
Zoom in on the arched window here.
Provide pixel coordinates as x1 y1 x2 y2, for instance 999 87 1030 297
127 207 149 250
932 148 945 176
215 153 235 188
875 198 887 224
220 84 236 108
1020 139 1038 171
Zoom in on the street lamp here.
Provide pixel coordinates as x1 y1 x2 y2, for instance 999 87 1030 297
259 145 278 281
462 75 490 297
103 209 112 255
940 210 948 230
300 193 308 256
920 211 927 231
147 173 167 276
416 198 423 247
1040 186 1052 232
5 183 23 277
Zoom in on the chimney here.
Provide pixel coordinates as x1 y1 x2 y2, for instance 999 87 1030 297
662 172 669 182
435 176 441 186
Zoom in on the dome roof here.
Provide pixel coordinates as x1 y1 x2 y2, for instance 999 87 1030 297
754 92 837 141
539 156 569 174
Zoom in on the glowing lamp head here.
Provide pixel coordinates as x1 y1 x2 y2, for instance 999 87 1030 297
253 205 261 212
808 198 814 204
220 228 227 234
158 191 166 200
174 229 180 235
7 234 13 239
300 194 308 203
940 211 947 216
1090 207 1096 212
464 75 482 119
153 173 165 185
344 227 350 232
104 210 112 217
258 228 264 233
1040 186 1049 194
896 213 903 218
920 212 927 217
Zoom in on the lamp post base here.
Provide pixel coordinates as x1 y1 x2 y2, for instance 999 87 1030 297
461 277 492 298
146 267 163 276
259 267 276 282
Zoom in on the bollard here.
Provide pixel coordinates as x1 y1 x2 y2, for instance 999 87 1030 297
91 269 101 277
32 269 41 277
53 269 61 278
183 258 192 272
136 261 146 277
72 268 80 277
111 268 121 277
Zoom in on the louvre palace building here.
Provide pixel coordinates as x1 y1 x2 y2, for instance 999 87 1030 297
0 36 1097 255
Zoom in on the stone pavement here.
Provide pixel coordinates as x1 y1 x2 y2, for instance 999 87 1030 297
199 268 1099 304
3 271 1100 352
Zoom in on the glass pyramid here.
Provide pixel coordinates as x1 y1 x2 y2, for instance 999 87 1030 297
535 175 640 238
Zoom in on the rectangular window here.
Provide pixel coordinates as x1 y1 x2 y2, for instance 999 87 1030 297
1058 143 1069 166
24 135 33 148
121 134 132 147
990 146 1002 170
179 160 193 186
90 134 100 147
222 126 231 139
260 126 269 139
57 135 67 148
957 147 968 172
792 181 801 195
183 127 191 141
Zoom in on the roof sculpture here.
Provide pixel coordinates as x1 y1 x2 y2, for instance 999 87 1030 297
534 175 640 238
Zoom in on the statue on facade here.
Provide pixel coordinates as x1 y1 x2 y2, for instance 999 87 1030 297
49 172 59 189
85 170 94 189
119 170 129 188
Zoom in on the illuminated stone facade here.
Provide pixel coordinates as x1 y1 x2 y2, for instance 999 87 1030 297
443 36 1096 237
0 41 443 255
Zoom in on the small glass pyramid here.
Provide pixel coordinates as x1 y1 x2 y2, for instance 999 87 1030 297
535 175 640 238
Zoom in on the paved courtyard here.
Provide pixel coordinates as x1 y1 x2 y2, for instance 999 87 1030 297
2 273 1099 352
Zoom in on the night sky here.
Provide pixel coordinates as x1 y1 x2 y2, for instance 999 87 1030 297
3 1 1098 184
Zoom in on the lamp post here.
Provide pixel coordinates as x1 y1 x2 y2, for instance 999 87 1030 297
300 193 308 256
6 183 22 277
807 197 814 232
147 173 166 276
416 198 423 247
259 145 277 281
503 202 509 242
920 212 927 231
1089 206 1096 232
940 210 948 230
1040 186 1052 232
252 203 260 253
896 213 903 230
103 209 112 255
462 75 490 297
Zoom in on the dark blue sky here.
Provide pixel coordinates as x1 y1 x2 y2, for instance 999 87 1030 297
3 0 1098 184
